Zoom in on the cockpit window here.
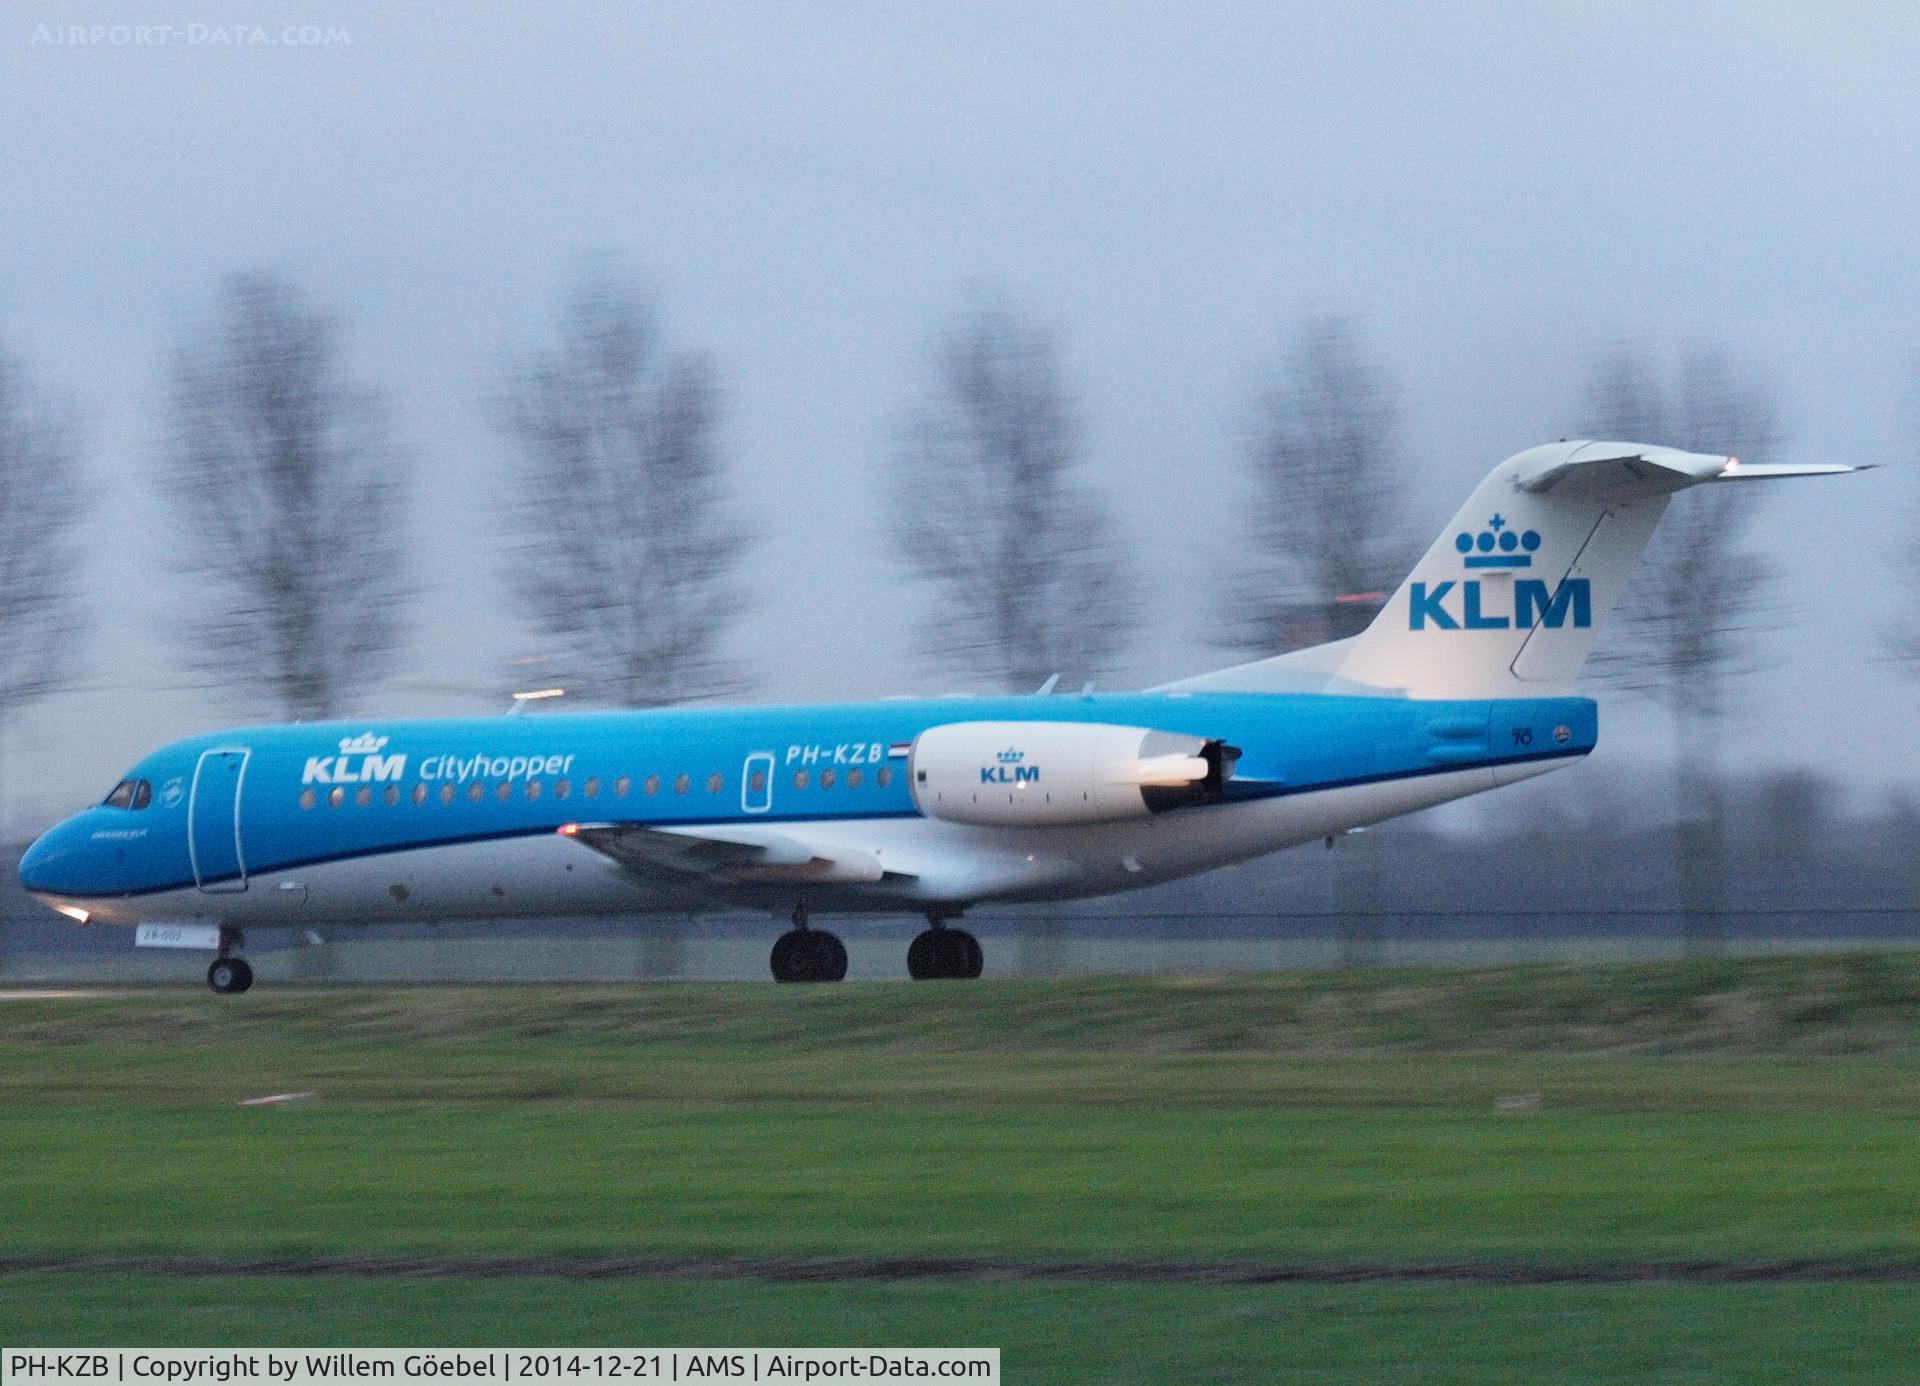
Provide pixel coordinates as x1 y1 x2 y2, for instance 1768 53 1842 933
103 779 153 810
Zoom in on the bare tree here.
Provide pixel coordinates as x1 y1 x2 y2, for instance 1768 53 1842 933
164 271 408 722
1891 366 1920 669
1580 342 1786 954
1224 315 1422 652
1222 315 1420 966
0 338 87 740
493 267 745 706
888 295 1137 692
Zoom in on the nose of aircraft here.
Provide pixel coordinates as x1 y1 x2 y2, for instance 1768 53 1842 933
19 815 85 897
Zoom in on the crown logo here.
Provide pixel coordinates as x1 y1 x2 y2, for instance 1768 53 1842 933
1454 514 1541 569
997 748 1025 764
339 733 389 756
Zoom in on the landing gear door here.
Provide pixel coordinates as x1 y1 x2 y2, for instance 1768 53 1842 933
190 747 250 893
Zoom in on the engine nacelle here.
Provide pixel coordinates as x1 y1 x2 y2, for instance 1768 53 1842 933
908 721 1236 828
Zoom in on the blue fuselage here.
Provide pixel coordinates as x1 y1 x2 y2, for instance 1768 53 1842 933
20 691 1597 915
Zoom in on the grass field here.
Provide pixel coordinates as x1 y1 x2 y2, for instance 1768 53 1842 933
7 1105 1920 1263
6 956 1920 1379
7 1276 1920 1384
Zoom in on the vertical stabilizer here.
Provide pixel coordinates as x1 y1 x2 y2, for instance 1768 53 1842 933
1163 440 1861 699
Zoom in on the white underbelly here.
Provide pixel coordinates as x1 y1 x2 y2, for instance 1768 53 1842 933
94 760 1562 926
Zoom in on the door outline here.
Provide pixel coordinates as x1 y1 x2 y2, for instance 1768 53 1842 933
189 747 251 893
741 751 774 815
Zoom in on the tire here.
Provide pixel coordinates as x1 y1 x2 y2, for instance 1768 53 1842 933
814 931 848 982
772 928 844 983
930 929 973 980
907 929 939 980
229 959 255 993
208 958 240 994
770 929 805 983
954 929 984 979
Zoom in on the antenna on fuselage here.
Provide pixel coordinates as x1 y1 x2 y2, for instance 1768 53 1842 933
1034 673 1061 695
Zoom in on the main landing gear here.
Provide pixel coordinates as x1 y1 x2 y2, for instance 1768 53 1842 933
766 906 986 982
908 915 983 981
207 927 253 994
769 902 848 983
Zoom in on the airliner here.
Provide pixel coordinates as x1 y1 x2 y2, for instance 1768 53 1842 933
20 441 1860 990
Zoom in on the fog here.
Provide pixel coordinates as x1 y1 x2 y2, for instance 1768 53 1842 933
0 1 1914 836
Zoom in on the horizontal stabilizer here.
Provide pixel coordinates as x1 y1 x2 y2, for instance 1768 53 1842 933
1516 446 1865 498
1704 462 1864 482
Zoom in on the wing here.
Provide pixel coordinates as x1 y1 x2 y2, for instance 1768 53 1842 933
559 821 899 885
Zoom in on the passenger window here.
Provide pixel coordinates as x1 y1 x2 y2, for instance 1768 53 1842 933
329 787 346 808
413 784 429 805
673 773 690 795
104 780 135 809
750 771 767 794
615 776 632 797
584 777 600 798
300 788 317 811
495 782 512 802
793 770 809 791
355 786 373 808
555 779 570 801
877 766 893 788
644 774 660 797
707 772 723 794
821 769 836 790
440 783 456 805
468 782 485 803
526 780 542 801
847 768 863 789
131 780 152 809
383 785 400 807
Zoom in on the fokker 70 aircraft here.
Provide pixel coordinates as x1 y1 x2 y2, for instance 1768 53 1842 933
21 441 1859 989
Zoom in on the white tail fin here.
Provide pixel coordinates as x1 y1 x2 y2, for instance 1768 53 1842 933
1169 440 1862 699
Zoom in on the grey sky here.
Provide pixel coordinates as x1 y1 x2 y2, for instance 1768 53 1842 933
0 1 1914 833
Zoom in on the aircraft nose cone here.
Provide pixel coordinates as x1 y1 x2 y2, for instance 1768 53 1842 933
19 818 81 896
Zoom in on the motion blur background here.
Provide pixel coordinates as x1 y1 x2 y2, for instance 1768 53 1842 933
1 2 1915 979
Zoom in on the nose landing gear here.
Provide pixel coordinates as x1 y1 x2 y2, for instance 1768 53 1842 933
207 927 253 994
769 901 848 983
908 915 983 980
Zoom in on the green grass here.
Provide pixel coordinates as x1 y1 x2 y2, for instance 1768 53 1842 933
10 951 1920 1060
4 1106 1920 1262
7 959 1920 1372
4 1275 1920 1384
8 956 1920 1116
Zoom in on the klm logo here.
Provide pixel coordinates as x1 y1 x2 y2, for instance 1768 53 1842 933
1410 578 1592 630
981 747 1040 785
1409 516 1591 630
1455 514 1540 569
303 732 407 785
